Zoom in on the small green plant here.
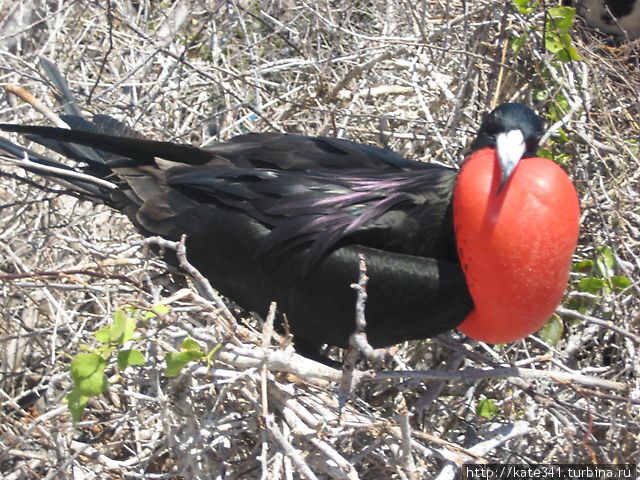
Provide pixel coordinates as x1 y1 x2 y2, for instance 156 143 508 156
538 313 564 346
66 303 223 423
511 1 581 166
476 398 499 420
538 247 630 345
65 304 168 424
512 1 580 63
544 6 581 62
165 337 205 377
569 246 631 313
512 0 536 15
534 88 573 165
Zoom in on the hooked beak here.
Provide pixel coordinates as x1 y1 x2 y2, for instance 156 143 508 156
496 129 526 194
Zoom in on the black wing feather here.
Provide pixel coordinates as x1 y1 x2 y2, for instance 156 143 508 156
164 163 458 268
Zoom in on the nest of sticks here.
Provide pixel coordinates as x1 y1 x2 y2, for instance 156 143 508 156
0 1 638 478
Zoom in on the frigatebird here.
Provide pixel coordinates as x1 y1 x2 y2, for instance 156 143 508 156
0 64 580 359
564 0 640 38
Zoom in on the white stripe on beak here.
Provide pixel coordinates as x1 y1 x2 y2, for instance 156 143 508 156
496 129 526 191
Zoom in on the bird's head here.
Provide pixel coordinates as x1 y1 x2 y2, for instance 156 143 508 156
453 102 579 344
469 103 544 192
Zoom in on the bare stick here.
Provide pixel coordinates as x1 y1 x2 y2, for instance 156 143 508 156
367 367 627 391
557 307 640 344
396 395 418 479
260 302 277 478
265 415 319 480
468 421 532 456
1 153 117 190
143 235 236 325
339 254 392 413
5 84 69 128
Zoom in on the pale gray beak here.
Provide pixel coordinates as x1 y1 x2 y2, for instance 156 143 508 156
496 129 526 193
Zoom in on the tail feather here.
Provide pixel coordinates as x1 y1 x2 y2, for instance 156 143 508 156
0 123 215 167
22 129 111 169
0 135 113 199
27 59 170 169
89 115 150 139
1 58 198 235
21 119 135 173
56 113 150 140
0 136 61 167
39 57 83 118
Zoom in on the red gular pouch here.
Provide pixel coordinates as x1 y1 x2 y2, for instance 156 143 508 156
453 147 580 343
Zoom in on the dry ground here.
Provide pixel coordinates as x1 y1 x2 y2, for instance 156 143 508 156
0 1 639 478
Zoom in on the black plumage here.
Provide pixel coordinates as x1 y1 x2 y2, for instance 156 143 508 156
564 0 640 38
0 62 545 358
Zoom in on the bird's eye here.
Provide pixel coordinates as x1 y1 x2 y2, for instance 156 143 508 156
526 139 538 153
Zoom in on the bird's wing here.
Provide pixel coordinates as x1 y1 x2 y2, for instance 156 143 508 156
166 163 458 270
205 132 434 171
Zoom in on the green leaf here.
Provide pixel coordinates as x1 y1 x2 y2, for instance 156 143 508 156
143 303 171 320
533 89 548 102
577 277 605 294
513 0 536 15
117 349 146 370
553 152 571 166
182 337 203 353
547 6 576 34
557 127 569 144
165 350 204 378
536 146 571 165
65 388 89 424
567 45 581 61
110 308 136 344
537 147 553 160
152 303 170 315
573 259 594 272
545 33 562 54
544 33 574 58
596 246 615 278
511 35 527 55
538 314 564 346
70 353 107 397
544 7 581 62
95 327 111 344
476 398 499 419
566 296 590 316
610 275 631 291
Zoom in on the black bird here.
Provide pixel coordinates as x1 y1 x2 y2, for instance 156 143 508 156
0 62 580 359
564 0 640 38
